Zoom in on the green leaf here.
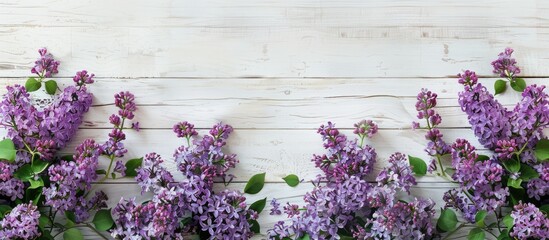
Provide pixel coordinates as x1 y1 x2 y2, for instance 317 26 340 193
96 169 107 175
0 205 12 219
25 77 41 92
539 204 549 215
475 210 487 227
0 139 16 162
39 215 51 230
437 208 458 232
408 155 427 176
467 227 485 240
249 219 260 233
476 154 490 162
535 139 549 162
502 158 520 173
28 177 44 189
44 80 57 95
244 172 266 194
497 229 511 240
494 79 507 95
125 157 143 177
282 174 300 187
63 228 84 240
509 188 525 206
510 78 526 92
249 198 267 214
92 209 114 231
32 159 49 174
65 211 76 223
519 164 539 181
298 234 311 240
14 164 34 181
503 214 514 230
507 178 523 189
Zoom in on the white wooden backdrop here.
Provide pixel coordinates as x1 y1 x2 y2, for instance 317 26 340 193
1 0 548 239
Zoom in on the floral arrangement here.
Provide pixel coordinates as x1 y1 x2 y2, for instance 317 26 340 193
110 122 261 239
267 121 438 239
413 48 549 239
0 49 140 239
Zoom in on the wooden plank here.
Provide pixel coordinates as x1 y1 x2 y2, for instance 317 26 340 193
2 78 545 129
0 27 549 77
1 128 496 183
0 0 547 28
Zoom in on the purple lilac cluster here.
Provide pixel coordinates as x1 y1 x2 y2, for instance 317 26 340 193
0 49 94 203
173 122 238 186
444 139 508 222
43 139 108 222
31 48 60 78
450 49 549 236
457 50 549 199
413 88 450 174
312 122 377 183
112 122 258 239
268 121 437 240
0 202 41 239
509 202 549 239
491 48 520 79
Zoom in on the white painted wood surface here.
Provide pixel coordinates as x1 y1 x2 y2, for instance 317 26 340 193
1 0 548 239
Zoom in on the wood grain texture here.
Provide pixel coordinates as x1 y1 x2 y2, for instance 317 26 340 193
1 27 549 77
0 1 545 239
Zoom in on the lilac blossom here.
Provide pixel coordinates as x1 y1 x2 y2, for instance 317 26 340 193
450 139 508 212
413 88 450 176
173 122 238 186
31 48 59 78
268 121 436 240
491 48 520 79
510 202 549 239
458 81 513 150
0 202 41 239
270 198 282 215
113 122 259 239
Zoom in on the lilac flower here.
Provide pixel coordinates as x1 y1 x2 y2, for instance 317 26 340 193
173 121 198 139
174 122 238 186
0 203 41 239
43 139 102 220
31 48 59 78
269 121 435 240
495 139 518 160
361 198 437 240
450 139 508 212
0 161 24 201
457 70 478 87
135 152 174 193
313 121 377 183
457 76 512 149
73 70 95 86
270 198 282 215
114 160 127 177
443 189 477 223
491 48 520 78
510 202 549 239
509 85 549 154
114 91 137 120
376 152 416 194
527 162 549 200
353 119 378 139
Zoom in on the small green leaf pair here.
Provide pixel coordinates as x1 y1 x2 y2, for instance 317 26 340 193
25 77 58 95
494 78 526 95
